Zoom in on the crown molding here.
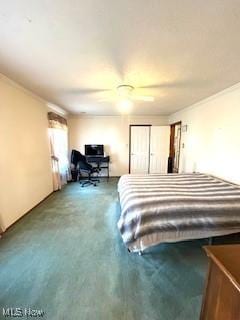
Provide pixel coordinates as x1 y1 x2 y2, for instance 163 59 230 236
68 114 168 119
47 103 68 116
0 72 68 116
172 81 240 117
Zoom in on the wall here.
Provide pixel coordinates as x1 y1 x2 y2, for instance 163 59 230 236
169 83 240 184
0 75 53 231
68 115 168 176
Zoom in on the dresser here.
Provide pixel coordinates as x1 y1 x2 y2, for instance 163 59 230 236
200 244 240 320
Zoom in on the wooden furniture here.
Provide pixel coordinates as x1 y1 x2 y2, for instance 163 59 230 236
200 244 240 320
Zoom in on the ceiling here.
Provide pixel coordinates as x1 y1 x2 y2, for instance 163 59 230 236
1 1 240 115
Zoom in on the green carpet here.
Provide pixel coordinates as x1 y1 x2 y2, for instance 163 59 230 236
0 178 209 319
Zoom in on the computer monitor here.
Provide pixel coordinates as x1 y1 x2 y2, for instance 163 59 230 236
85 144 104 156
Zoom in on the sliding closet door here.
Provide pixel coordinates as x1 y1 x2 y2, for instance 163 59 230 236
130 126 150 174
150 126 170 173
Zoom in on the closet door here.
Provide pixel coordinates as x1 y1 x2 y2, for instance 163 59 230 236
130 126 150 174
150 126 170 173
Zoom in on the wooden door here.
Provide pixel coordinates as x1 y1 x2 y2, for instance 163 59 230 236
130 126 150 174
150 126 170 173
169 122 182 173
173 123 181 172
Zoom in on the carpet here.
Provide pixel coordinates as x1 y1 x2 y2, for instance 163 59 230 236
0 178 212 319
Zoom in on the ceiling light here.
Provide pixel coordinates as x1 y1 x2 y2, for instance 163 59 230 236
117 99 133 113
117 85 134 98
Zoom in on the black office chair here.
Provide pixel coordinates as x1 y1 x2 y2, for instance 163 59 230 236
78 153 100 187
71 149 81 181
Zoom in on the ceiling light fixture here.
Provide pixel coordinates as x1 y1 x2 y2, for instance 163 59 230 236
117 85 134 98
117 99 133 113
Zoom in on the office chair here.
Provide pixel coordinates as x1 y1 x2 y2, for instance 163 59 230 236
78 153 100 187
71 149 81 181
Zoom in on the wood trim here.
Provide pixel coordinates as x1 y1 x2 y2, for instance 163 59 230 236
169 121 182 173
169 125 175 158
176 121 182 172
171 121 182 126
129 124 151 174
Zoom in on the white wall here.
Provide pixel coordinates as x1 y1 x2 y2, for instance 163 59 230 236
68 115 168 176
169 83 240 184
2 71 239 232
0 75 53 231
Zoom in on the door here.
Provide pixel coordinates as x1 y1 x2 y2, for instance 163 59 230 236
169 122 181 173
150 126 170 173
130 126 150 174
173 123 181 172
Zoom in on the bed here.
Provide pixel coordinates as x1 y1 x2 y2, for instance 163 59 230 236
117 173 240 253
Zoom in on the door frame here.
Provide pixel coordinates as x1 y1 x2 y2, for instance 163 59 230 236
169 121 182 173
129 124 151 174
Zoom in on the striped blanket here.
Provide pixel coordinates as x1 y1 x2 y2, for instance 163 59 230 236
117 173 240 252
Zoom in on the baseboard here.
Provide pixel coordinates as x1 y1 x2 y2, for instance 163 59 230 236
1 191 54 236
0 178 121 237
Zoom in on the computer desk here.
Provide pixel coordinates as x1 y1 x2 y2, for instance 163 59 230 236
86 155 110 181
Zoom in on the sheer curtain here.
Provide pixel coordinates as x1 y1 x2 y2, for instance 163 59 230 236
48 112 70 191
0 216 3 236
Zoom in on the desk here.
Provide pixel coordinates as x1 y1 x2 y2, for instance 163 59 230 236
200 244 240 320
86 156 110 180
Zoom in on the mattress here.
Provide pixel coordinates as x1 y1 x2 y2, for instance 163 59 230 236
117 173 240 252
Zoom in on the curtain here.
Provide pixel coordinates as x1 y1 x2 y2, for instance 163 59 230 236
0 214 4 235
48 112 70 191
